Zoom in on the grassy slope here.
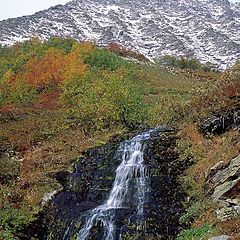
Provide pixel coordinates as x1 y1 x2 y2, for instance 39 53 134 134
0 39 239 239
136 65 240 239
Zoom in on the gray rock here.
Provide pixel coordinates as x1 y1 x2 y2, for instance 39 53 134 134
212 176 240 201
208 155 240 197
206 154 240 221
216 206 240 221
206 161 225 179
209 236 230 240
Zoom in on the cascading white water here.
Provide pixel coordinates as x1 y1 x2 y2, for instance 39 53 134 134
76 131 152 240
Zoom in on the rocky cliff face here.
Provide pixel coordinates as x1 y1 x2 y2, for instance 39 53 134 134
0 0 239 69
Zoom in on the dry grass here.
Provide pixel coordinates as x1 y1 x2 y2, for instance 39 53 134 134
180 123 239 180
178 123 239 236
18 125 125 209
0 106 126 213
217 218 240 239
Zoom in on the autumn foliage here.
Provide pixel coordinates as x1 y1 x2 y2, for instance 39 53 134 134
0 37 147 130
0 38 148 238
108 42 149 62
20 48 67 88
177 60 240 123
8 47 87 90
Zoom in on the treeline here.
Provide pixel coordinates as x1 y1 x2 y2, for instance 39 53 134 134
0 37 147 131
158 55 216 72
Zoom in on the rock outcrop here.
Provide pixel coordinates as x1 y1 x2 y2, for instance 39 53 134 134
206 154 240 222
200 108 240 136
209 236 230 240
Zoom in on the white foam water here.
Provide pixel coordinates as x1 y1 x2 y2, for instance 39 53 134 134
76 130 153 240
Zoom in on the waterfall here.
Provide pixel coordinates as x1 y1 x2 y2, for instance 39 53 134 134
25 127 184 240
76 130 152 240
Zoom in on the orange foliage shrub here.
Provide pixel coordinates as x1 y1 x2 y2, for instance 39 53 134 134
108 42 149 62
12 47 87 90
18 48 67 89
63 47 87 81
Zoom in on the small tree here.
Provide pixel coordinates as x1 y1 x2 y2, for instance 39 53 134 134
61 70 147 131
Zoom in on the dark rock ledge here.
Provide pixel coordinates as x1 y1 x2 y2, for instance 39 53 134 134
200 108 240 136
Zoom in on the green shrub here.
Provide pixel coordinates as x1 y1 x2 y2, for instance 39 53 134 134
148 95 187 126
179 202 206 225
84 48 127 71
158 55 212 71
177 225 215 240
0 205 35 238
0 81 37 106
9 82 37 106
0 186 35 239
61 70 147 131
0 229 14 240
43 37 78 54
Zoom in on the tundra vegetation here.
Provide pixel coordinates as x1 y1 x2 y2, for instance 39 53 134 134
0 38 239 239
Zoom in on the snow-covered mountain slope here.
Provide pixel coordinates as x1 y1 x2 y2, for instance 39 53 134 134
0 0 239 68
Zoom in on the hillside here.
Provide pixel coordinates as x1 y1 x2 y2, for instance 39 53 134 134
0 38 239 239
0 0 240 69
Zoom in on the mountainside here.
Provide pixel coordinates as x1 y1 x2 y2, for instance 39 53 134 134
0 37 239 240
0 0 240 68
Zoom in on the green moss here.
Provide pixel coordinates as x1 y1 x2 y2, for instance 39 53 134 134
177 225 216 240
179 201 208 225
0 204 35 238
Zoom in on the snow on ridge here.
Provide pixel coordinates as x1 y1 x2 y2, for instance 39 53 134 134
0 0 239 69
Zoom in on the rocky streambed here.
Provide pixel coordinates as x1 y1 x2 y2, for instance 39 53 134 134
20 128 188 240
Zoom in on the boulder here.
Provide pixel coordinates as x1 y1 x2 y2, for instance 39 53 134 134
206 155 240 199
206 155 240 221
212 177 240 201
216 205 240 222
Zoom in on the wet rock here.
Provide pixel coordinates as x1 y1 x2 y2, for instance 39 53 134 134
200 108 240 135
49 171 71 188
